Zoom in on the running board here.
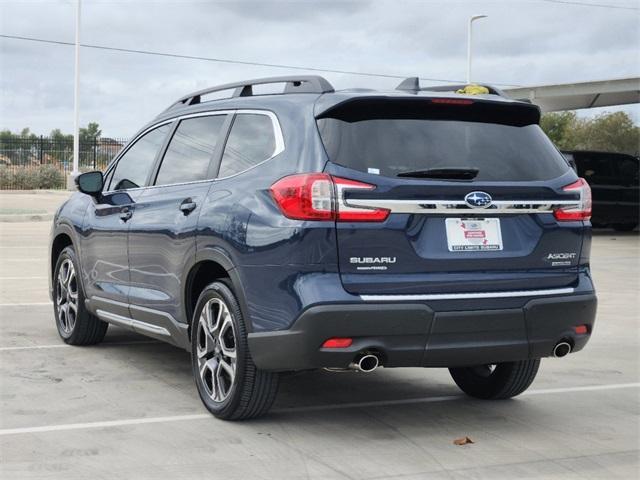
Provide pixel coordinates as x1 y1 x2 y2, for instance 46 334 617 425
96 309 171 337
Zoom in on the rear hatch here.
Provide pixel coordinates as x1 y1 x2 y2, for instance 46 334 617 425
316 96 587 295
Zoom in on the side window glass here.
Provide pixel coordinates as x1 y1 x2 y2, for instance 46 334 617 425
578 155 612 185
110 124 171 191
615 158 639 182
218 114 276 178
155 115 227 186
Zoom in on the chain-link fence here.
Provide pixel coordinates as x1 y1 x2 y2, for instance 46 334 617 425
0 136 128 189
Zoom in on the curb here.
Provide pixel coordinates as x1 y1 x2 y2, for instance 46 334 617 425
0 213 54 223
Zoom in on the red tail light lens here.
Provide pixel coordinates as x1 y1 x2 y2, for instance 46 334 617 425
322 337 353 348
269 173 334 220
333 177 390 222
554 178 592 221
270 174 389 222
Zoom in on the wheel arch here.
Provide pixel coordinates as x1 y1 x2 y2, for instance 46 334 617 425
49 223 80 300
184 248 253 337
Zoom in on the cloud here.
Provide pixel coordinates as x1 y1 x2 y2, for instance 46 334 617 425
1 0 638 136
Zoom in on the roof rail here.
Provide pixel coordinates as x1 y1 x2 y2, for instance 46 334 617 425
396 77 507 97
165 75 334 111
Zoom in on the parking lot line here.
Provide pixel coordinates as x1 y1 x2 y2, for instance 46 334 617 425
1 382 637 437
0 302 52 306
0 276 47 280
0 340 159 351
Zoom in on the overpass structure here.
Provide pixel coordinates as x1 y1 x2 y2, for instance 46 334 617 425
504 77 640 112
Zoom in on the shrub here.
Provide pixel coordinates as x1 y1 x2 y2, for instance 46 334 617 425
36 164 65 189
0 165 65 190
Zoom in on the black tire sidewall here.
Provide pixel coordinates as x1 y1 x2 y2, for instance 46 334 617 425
449 360 540 399
190 282 250 418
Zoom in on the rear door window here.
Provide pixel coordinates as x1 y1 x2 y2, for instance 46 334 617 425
155 115 227 186
218 114 276 178
317 117 570 182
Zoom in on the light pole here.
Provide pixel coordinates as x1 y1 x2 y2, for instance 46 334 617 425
72 0 81 181
466 14 487 84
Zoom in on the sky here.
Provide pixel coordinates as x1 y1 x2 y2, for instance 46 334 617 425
1 0 639 138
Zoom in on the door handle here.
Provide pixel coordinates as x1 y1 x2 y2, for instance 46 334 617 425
119 207 133 222
179 198 197 215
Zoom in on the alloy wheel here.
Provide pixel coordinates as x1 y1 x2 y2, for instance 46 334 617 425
196 298 237 403
56 258 78 334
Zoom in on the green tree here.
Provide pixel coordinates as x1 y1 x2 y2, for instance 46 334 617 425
573 112 639 155
541 111 640 156
79 122 102 143
539 111 578 149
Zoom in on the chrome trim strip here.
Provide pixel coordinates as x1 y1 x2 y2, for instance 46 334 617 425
345 198 580 215
360 287 575 302
96 309 171 337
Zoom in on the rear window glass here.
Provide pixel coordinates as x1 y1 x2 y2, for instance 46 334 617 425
317 118 570 181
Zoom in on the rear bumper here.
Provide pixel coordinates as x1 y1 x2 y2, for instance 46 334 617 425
248 291 597 371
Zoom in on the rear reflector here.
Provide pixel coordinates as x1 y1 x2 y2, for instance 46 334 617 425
573 325 588 335
270 174 389 222
554 178 592 221
322 337 353 348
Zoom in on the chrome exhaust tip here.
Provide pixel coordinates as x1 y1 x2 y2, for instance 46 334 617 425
553 341 572 358
349 353 380 372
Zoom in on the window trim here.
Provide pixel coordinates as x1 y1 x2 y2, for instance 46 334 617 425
102 109 284 193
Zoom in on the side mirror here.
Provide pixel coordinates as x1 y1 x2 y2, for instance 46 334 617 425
75 171 104 197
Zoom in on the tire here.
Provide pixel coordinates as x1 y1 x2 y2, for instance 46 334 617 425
612 223 637 232
449 359 540 400
191 281 279 420
53 246 108 345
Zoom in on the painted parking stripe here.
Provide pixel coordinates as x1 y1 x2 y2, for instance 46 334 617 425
0 277 47 280
0 340 159 352
0 302 52 306
0 382 637 436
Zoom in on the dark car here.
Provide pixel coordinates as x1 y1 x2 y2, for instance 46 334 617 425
563 150 639 231
49 76 597 420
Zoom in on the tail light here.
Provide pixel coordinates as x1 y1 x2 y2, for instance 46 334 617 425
270 173 389 222
554 178 592 221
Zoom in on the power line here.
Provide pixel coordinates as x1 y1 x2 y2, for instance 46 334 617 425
538 0 640 11
0 33 521 87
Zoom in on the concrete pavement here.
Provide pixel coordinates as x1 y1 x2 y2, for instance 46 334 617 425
0 223 638 479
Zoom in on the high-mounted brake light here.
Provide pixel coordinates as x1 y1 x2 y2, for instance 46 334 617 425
270 174 389 222
431 98 474 105
554 178 592 221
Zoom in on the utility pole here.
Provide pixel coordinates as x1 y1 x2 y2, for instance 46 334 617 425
467 14 487 84
71 0 81 183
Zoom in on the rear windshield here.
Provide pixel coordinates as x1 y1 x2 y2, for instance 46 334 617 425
317 118 571 181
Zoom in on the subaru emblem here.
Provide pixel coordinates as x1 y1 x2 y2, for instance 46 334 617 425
464 191 492 209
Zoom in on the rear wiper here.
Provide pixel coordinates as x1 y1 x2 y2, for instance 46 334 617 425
396 167 479 180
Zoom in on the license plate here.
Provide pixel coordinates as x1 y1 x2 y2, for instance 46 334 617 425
445 218 503 252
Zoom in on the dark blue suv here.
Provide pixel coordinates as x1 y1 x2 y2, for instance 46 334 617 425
49 76 597 420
